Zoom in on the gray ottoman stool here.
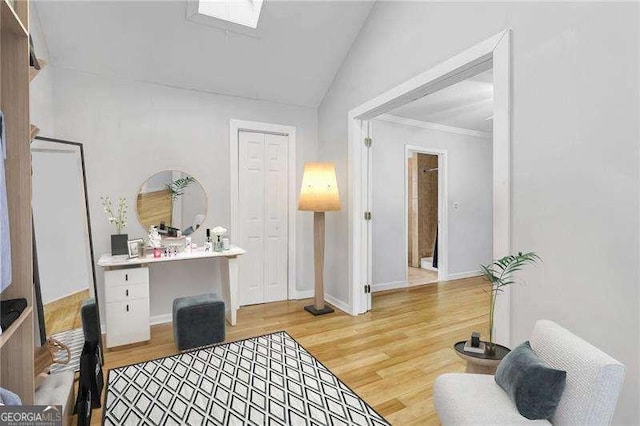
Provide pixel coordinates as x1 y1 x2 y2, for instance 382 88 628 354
172 293 225 351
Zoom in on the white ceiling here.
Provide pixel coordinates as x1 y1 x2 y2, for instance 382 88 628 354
33 1 374 107
388 69 494 132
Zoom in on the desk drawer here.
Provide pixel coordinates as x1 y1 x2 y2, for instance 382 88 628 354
104 282 149 303
105 298 150 348
105 267 148 287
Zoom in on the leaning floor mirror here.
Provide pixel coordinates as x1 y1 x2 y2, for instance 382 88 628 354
31 136 101 374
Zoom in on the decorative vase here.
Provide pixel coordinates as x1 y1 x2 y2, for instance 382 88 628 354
111 234 128 255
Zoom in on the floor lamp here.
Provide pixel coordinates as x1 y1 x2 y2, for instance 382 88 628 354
298 162 341 316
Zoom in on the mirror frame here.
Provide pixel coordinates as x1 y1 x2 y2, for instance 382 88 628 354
31 136 101 352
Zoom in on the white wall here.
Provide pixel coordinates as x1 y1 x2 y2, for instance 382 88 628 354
36 67 317 322
318 2 639 423
371 118 492 287
29 3 54 135
141 170 172 193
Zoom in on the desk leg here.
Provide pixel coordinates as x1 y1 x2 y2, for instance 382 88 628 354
221 256 239 326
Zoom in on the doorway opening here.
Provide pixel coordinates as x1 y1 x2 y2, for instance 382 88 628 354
407 150 440 286
368 69 494 294
348 30 511 344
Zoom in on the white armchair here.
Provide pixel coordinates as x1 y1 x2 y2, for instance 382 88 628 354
434 320 626 425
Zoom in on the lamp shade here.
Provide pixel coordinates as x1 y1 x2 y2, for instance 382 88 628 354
298 162 341 212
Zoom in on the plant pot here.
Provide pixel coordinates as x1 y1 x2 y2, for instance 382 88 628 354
111 234 128 255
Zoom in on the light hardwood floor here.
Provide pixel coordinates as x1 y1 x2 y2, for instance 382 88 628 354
43 289 89 335
92 277 489 425
407 266 438 286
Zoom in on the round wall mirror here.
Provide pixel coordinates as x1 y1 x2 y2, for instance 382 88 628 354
136 170 207 235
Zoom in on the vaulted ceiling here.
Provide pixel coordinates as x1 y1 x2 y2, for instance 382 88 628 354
33 1 374 107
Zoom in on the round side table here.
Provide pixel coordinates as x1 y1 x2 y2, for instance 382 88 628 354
453 341 510 375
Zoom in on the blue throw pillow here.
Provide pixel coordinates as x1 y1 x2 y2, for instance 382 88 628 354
495 341 567 420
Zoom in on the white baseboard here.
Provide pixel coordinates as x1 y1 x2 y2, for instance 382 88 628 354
324 294 350 314
447 270 482 280
371 281 407 293
292 290 314 300
148 291 313 326
150 313 173 326
103 314 184 332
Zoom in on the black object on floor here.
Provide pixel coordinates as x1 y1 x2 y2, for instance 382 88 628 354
81 299 100 345
304 304 335 316
0 298 27 330
74 339 103 426
81 298 103 365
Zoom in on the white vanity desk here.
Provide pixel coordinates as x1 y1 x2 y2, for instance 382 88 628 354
98 246 246 348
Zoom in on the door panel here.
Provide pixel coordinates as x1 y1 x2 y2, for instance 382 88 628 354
264 134 288 303
239 131 265 306
238 131 288 306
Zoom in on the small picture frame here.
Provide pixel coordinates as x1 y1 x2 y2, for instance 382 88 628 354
127 238 144 258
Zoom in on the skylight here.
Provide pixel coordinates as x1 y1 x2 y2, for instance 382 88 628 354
196 0 264 29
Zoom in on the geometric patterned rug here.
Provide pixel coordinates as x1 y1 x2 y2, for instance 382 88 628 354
103 331 389 425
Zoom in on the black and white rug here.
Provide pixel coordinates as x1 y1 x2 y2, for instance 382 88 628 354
49 327 84 374
104 331 389 426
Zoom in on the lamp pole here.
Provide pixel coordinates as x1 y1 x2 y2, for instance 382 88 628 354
299 162 339 316
313 211 326 311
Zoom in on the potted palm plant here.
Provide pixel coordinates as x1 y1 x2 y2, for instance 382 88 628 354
480 251 540 356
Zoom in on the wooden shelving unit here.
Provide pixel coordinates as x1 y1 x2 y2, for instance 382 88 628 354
29 58 45 82
0 0 34 404
1 0 27 37
0 306 32 349
29 123 39 141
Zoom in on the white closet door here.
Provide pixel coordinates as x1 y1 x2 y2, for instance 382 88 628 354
263 134 288 303
238 131 288 306
239 131 266 306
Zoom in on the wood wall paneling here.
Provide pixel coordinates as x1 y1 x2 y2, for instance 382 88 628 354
1 10 31 305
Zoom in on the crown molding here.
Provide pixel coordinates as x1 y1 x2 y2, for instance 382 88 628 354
376 113 491 139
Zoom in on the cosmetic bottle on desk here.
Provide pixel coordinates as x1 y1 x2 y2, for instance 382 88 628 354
204 229 213 252
214 235 223 252
211 226 227 252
